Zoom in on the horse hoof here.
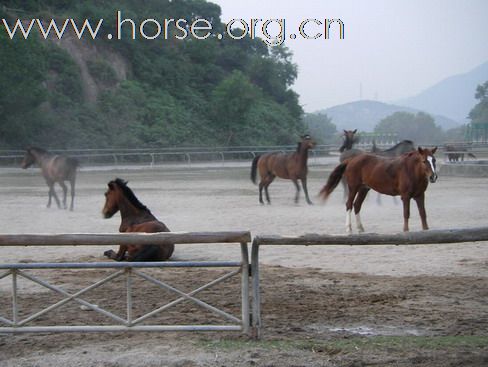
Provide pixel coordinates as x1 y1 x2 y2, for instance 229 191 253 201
103 250 115 258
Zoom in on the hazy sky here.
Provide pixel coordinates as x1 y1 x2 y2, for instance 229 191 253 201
211 0 488 112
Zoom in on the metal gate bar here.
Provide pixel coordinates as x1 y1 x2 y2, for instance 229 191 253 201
0 231 252 334
0 261 246 333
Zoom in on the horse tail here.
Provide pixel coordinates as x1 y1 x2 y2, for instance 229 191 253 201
468 152 476 159
320 162 348 200
250 155 260 184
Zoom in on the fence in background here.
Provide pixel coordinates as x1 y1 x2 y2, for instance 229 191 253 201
3 143 488 168
0 145 336 167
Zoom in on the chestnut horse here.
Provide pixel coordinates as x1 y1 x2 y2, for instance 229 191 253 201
102 178 174 261
251 135 316 205
321 147 438 234
21 147 79 211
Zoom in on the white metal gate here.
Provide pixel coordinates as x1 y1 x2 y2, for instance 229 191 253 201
0 232 252 334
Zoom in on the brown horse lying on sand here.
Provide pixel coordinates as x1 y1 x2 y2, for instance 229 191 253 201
102 178 174 261
251 135 316 205
321 147 438 234
21 147 79 210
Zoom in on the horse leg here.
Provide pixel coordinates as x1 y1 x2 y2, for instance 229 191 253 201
59 181 68 209
69 179 76 211
264 182 272 204
414 193 429 230
353 187 370 233
258 181 265 204
401 196 411 232
292 179 300 204
263 174 274 204
341 177 348 202
301 177 313 205
104 245 128 261
258 174 273 204
47 182 61 208
345 186 358 234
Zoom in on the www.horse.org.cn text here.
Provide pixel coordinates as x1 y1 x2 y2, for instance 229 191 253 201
1 12 345 46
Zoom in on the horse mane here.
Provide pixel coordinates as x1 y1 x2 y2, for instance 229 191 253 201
111 178 150 212
27 146 49 155
296 142 302 153
388 140 414 151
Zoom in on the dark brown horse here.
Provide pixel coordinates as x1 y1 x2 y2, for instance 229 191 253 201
251 135 316 205
102 178 174 261
321 147 438 233
444 144 476 162
21 147 79 211
339 129 359 152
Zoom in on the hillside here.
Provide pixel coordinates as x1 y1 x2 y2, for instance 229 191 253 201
318 100 460 132
397 61 488 122
0 0 303 149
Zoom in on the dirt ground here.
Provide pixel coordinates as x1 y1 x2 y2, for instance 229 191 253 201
0 162 487 366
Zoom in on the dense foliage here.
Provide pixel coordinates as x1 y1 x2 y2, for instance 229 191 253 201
0 0 304 149
302 113 337 144
374 111 444 145
469 81 488 125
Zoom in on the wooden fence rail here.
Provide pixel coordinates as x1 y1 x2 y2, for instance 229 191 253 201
250 226 488 338
2 228 488 338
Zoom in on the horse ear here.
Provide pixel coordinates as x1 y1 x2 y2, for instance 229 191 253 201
418 147 424 154
108 182 115 190
432 147 438 154
353 129 357 134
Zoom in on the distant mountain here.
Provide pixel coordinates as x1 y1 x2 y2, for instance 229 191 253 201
397 61 488 122
317 100 460 132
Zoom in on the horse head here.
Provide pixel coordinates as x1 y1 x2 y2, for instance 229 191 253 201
103 178 149 219
339 129 358 152
300 134 316 150
418 147 438 183
103 179 124 218
21 148 36 169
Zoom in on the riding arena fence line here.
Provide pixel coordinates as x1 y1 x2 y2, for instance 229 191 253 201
0 145 337 168
1 227 488 339
3 143 488 170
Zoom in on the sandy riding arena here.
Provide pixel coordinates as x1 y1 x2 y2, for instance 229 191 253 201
1 162 487 366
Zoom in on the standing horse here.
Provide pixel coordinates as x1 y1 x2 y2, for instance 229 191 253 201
21 147 79 211
102 178 174 261
339 129 362 160
338 130 363 199
320 147 438 234
251 135 316 205
444 144 476 162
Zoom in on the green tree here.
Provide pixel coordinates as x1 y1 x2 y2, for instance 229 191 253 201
1 0 305 149
0 27 48 147
374 111 443 145
469 80 488 124
210 71 261 145
303 113 337 144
